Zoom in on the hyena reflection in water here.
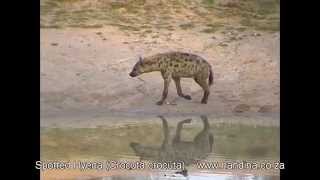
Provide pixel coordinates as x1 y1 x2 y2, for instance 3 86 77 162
130 116 214 168
129 52 214 105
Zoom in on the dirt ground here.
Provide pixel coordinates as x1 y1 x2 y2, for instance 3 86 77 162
41 26 279 118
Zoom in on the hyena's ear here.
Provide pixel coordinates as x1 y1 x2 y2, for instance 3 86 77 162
139 56 144 66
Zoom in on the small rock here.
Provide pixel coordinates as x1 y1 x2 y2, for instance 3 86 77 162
229 36 237 41
243 59 257 64
211 36 216 39
51 43 58 46
252 32 261 37
233 104 250 113
96 32 102 35
258 105 273 113
218 42 228 47
117 7 127 14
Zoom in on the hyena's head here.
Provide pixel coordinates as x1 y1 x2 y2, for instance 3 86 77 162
130 142 160 160
129 56 145 77
129 56 151 77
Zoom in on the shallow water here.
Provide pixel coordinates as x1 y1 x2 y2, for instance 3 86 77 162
90 174 280 180
40 115 279 179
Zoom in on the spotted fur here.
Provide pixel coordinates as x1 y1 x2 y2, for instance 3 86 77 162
129 52 214 105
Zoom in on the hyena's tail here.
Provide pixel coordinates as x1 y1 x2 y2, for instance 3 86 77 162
209 68 213 86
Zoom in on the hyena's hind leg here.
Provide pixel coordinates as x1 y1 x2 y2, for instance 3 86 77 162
194 116 214 152
173 77 192 100
158 116 170 149
194 77 210 104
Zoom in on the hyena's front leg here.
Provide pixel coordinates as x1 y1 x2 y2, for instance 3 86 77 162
173 77 192 100
173 118 192 144
157 73 172 105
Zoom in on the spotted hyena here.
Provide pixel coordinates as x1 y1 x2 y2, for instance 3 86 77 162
129 52 214 105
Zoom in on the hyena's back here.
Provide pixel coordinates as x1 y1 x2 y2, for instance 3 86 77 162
156 52 212 78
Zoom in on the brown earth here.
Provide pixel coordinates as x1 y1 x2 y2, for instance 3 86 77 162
41 26 279 118
40 0 280 123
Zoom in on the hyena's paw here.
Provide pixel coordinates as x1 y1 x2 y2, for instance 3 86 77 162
201 99 208 104
156 101 164 105
183 95 192 100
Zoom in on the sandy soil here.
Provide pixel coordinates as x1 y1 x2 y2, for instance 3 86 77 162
41 25 279 121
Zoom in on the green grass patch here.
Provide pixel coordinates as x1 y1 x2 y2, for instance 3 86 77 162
202 0 215 7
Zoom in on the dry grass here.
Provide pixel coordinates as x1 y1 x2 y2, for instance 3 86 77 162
201 22 226 33
179 22 195 30
40 0 279 33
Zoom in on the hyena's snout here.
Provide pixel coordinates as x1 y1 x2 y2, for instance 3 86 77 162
130 142 141 153
129 71 138 77
130 142 139 148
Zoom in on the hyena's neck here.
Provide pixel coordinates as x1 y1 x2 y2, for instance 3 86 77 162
143 57 162 72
